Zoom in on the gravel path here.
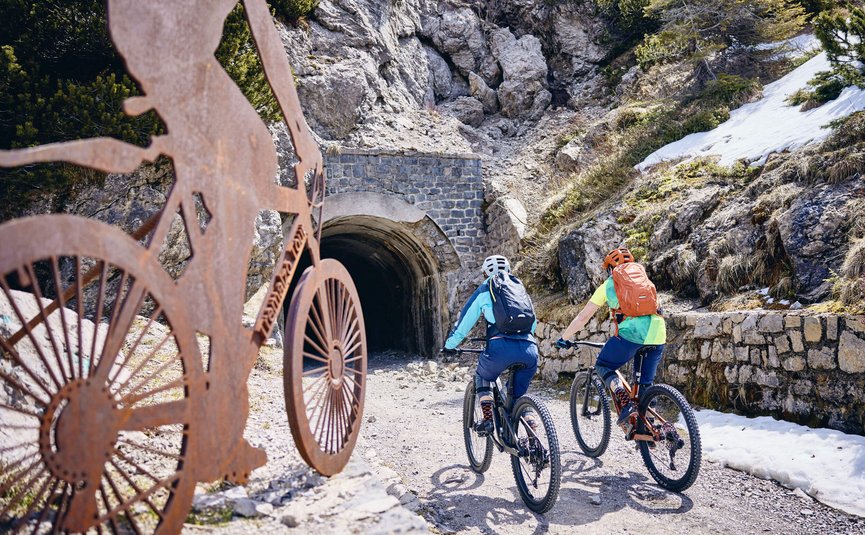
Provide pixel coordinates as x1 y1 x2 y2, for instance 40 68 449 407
191 348 863 534
360 352 865 535
187 347 426 534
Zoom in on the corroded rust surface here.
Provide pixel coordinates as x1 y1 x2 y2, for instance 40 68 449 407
0 1 366 532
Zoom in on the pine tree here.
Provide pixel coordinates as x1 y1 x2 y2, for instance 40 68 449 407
637 0 808 69
796 5 865 105
815 5 865 69
0 1 303 219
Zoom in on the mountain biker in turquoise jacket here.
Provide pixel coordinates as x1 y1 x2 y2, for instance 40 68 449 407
444 255 538 435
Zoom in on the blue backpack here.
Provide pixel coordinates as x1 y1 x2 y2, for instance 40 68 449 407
488 272 535 334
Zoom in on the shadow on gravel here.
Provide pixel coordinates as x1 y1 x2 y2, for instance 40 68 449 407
425 464 551 535
554 450 694 527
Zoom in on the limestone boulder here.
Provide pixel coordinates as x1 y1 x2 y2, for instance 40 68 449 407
419 4 501 86
489 28 547 83
297 60 374 139
439 97 485 127
671 186 726 237
555 136 588 173
498 80 552 121
558 213 623 301
426 46 454 101
469 72 499 115
776 182 859 302
490 28 551 120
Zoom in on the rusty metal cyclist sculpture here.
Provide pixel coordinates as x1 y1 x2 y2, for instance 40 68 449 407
0 0 367 532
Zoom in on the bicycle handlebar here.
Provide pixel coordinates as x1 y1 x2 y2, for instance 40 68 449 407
563 340 605 349
440 347 483 355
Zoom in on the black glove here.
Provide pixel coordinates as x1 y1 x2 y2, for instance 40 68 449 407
441 347 458 356
555 338 572 349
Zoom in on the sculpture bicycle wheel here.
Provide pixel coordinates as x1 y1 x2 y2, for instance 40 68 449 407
0 215 200 534
285 258 366 476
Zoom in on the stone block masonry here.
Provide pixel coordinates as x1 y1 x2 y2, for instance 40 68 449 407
534 311 865 436
325 149 486 266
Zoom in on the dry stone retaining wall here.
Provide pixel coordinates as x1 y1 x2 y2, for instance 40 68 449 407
534 311 865 435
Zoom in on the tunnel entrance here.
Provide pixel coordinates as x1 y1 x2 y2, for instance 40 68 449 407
319 215 449 357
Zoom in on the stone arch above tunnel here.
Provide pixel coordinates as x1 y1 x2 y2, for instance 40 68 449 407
324 149 486 268
319 149 489 356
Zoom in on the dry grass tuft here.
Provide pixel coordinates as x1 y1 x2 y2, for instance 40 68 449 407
717 254 754 294
827 151 865 183
841 238 865 280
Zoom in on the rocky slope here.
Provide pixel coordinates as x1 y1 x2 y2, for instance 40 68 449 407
8 0 863 312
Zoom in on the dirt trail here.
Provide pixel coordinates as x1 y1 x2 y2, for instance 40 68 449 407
360 352 865 535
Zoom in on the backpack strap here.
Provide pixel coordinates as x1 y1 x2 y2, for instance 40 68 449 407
610 308 621 337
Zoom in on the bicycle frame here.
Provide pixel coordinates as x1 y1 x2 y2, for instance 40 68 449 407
458 346 526 456
575 343 667 444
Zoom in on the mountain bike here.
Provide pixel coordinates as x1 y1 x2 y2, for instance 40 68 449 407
563 340 701 492
454 345 561 513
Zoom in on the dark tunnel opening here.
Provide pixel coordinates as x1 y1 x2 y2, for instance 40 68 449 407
317 216 443 357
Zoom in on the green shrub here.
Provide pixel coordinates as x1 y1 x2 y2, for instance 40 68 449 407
635 31 691 70
270 0 319 21
802 5 865 107
788 68 858 109
699 74 762 108
0 1 289 220
825 111 865 150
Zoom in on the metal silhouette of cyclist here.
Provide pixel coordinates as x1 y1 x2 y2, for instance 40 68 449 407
443 255 539 435
0 0 323 503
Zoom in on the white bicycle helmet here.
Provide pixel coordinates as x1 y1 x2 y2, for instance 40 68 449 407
482 255 510 277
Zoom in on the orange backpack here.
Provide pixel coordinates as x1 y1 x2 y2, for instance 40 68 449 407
611 262 658 318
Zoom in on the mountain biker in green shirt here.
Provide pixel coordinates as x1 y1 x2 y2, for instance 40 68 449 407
556 247 666 428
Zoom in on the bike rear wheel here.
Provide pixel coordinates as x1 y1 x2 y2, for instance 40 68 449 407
0 215 200 534
637 384 701 492
462 381 493 473
509 395 561 514
570 370 611 457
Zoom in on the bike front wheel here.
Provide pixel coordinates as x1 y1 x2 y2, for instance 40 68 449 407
285 259 367 476
462 381 493 473
509 395 561 514
637 383 702 492
570 370 611 457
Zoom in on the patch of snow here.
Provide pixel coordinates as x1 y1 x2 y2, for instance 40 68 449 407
754 34 821 56
637 48 865 171
695 410 865 517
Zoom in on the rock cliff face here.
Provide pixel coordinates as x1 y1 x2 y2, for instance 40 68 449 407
557 141 865 306
280 0 609 141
